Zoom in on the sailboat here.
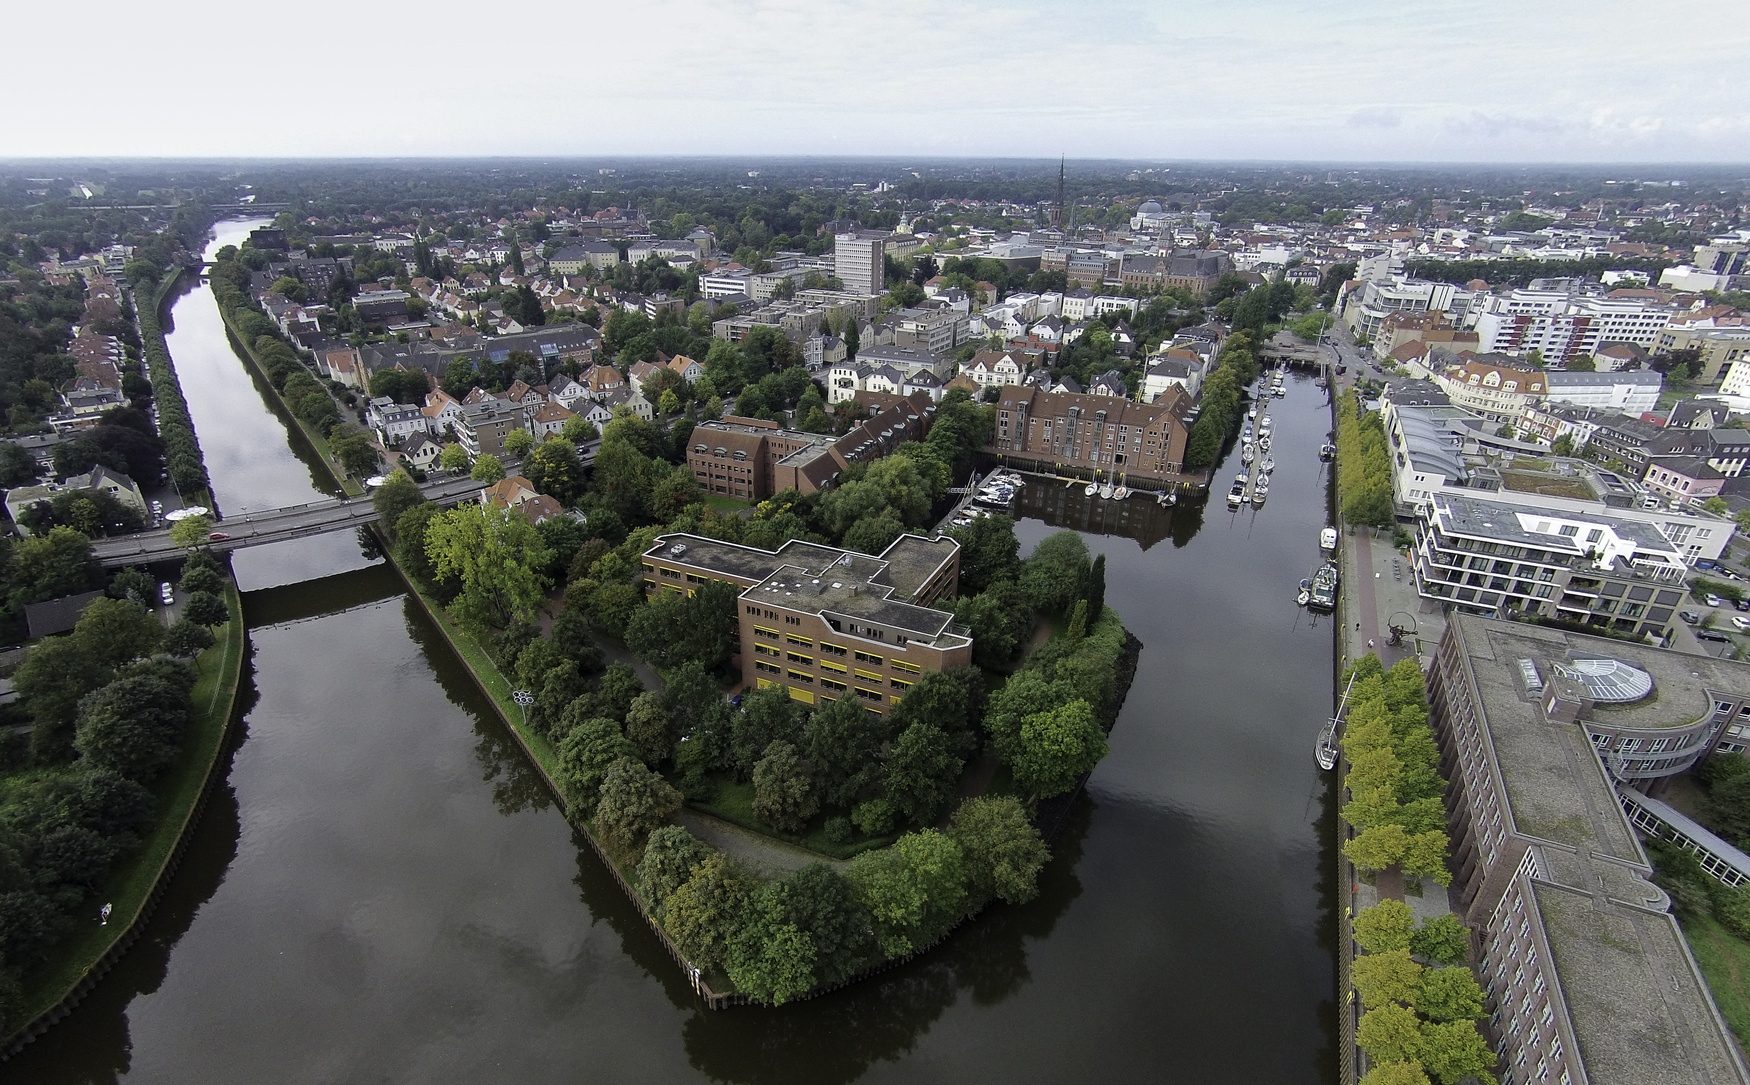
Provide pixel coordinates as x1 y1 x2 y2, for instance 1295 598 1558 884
1318 672 1359 771
1084 469 1099 497
1112 473 1130 500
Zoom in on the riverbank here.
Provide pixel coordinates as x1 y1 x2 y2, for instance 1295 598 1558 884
134 263 214 511
0 582 248 1059
211 303 363 498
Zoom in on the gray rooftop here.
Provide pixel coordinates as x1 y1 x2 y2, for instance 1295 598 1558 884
1454 615 1750 1084
1547 370 1664 388
1431 492 1684 566
1392 405 1470 481
645 532 960 616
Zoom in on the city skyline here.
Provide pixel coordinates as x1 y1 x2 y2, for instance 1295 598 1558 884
10 0 1749 163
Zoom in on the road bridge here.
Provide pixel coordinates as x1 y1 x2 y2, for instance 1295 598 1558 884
91 476 487 568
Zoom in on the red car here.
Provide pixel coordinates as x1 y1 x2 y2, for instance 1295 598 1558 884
208 532 231 541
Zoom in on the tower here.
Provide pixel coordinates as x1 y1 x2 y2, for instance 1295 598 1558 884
1050 156 1064 229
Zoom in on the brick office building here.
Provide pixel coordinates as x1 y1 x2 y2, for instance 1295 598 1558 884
986 385 1193 481
641 531 969 711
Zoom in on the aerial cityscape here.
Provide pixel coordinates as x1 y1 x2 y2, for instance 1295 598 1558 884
2 4 1750 1084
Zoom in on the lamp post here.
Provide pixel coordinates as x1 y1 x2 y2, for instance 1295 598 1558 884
512 689 534 733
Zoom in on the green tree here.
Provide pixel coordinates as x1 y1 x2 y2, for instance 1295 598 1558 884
1415 1020 1496 1085
884 722 963 828
71 673 189 779
1356 1003 1422 1065
424 503 552 632
470 453 506 483
7 527 99 609
1011 698 1108 798
1359 1062 1432 1085
331 430 379 478
1353 899 1415 953
1019 531 1091 615
177 564 223 596
624 691 673 765
163 618 216 658
503 428 535 457
729 684 800 775
1401 830 1452 886
524 437 585 503
726 882 818 1004
752 740 818 833
1415 966 1485 1023
663 852 751 970
0 441 42 487
371 471 428 538
1353 947 1422 1009
594 757 683 851
1344 823 1410 872
1084 553 1106 620
1551 433 1576 457
846 829 969 957
636 826 714 915
556 716 635 813
780 862 876 986
169 514 215 549
803 694 888 808
71 596 162 666
14 638 113 760
182 590 229 627
945 513 1021 594
948 796 1050 905
1705 495 1730 516
1410 914 1470 966
438 443 471 473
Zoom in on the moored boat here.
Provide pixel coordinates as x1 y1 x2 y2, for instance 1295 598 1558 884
1297 578 1312 606
1320 526 1338 551
1308 561 1338 611
1319 442 1336 460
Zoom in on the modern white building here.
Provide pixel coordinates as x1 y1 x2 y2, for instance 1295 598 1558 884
1543 371 1663 415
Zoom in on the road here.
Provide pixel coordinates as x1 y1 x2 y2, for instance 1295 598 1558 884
91 475 487 567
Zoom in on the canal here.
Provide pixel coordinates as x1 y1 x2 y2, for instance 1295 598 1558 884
8 220 1336 1083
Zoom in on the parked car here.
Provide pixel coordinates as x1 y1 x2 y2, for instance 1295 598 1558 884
1732 616 1750 632
1706 594 1724 607
159 583 174 605
1735 598 1750 612
1680 610 1702 624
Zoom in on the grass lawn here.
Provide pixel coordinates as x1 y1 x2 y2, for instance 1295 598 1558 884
687 775 895 861
11 584 246 1032
1499 470 1594 502
1683 913 1750 1048
702 493 753 514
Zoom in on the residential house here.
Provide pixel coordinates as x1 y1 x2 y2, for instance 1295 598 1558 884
987 386 1193 482
1431 353 1548 423
959 349 1027 389
455 399 526 461
367 396 429 446
401 434 443 471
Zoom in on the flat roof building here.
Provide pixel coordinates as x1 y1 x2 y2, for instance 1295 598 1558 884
641 532 969 711
1428 615 1750 1085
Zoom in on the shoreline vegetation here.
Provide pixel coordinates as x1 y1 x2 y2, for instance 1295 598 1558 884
392 537 1140 1005
205 250 364 497
363 444 1138 1005
1 582 247 1057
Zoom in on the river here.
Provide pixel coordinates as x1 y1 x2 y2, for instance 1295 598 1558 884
7 219 1336 1083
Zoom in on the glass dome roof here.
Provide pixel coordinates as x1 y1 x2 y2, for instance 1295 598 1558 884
1552 658 1654 704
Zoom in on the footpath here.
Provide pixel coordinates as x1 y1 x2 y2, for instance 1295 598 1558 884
1328 358 1467 1085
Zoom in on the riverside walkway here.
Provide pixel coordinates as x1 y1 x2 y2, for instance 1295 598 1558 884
90 475 487 567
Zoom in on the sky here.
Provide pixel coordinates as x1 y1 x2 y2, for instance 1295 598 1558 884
8 0 1749 163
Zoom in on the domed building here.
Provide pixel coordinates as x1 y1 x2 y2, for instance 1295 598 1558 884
1130 199 1172 232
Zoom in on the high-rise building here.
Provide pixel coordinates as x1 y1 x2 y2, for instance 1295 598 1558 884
835 230 887 295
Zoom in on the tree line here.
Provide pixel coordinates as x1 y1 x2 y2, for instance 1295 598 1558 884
1350 899 1495 1085
1339 656 1452 885
1336 391 1395 529
0 550 234 1031
1184 331 1262 469
131 268 210 497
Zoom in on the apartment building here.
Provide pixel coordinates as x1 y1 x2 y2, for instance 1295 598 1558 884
686 394 933 500
1339 277 1472 341
1431 355 1548 422
640 532 971 711
1426 615 1750 1085
1542 371 1662 415
1410 491 1707 639
988 386 1193 481
455 398 526 460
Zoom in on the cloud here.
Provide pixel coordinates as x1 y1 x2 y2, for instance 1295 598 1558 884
1348 109 1402 130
